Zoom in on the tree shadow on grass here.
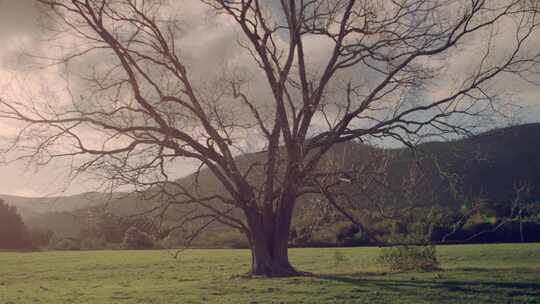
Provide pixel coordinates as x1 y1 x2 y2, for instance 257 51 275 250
312 269 540 299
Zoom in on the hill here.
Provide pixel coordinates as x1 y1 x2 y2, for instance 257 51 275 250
2 123 540 241
0 192 128 238
0 192 119 215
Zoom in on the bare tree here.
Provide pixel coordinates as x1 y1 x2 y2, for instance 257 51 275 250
1 0 539 276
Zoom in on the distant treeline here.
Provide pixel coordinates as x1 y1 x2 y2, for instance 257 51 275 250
325 220 540 248
0 199 51 250
3 197 540 251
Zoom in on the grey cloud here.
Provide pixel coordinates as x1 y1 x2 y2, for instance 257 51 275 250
1 0 540 196
0 0 51 69
0 0 41 39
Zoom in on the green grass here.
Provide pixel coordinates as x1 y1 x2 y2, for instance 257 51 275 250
1 243 539 303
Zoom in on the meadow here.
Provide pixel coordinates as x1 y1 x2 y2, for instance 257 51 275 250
1 243 539 303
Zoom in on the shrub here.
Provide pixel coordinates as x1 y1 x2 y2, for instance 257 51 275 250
122 226 154 249
290 227 313 245
336 224 359 242
50 238 81 251
221 236 249 249
378 245 439 272
80 236 107 250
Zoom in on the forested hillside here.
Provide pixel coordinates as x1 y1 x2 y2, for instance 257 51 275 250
3 123 540 247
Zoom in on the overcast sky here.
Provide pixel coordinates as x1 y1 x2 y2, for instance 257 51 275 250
1 0 539 197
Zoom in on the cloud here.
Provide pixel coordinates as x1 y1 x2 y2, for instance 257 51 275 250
0 0 48 67
0 0 41 38
1 0 540 196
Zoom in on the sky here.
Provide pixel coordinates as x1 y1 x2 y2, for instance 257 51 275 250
0 0 214 197
0 0 539 197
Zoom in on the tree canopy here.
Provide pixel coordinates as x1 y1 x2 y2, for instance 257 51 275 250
0 199 29 249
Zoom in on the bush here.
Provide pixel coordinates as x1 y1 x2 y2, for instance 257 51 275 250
50 238 81 251
80 236 107 250
290 227 313 245
122 226 154 249
221 236 249 249
336 224 359 242
441 221 540 243
378 245 439 272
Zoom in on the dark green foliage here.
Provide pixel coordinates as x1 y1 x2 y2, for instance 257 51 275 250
442 220 540 243
289 227 314 245
300 124 540 247
80 212 130 244
213 233 249 249
122 226 154 249
79 211 157 249
333 224 370 246
379 245 439 271
50 238 81 251
0 199 30 249
336 224 359 242
80 236 107 250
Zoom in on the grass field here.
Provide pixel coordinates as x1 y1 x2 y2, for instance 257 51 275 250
1 243 539 303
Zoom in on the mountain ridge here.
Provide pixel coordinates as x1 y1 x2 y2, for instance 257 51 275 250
2 122 539 239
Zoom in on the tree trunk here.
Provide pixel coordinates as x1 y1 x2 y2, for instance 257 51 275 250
248 228 298 277
244 198 299 277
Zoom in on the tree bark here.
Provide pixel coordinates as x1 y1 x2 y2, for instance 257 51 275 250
249 231 297 277
244 198 299 277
